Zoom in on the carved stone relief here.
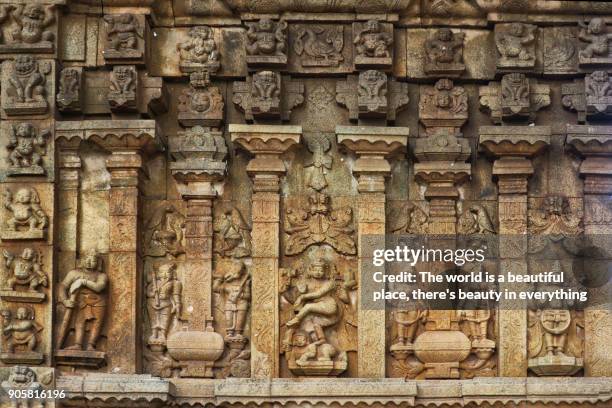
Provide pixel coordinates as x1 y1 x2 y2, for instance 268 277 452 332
246 18 287 67
4 122 49 176
424 28 465 77
353 20 393 69
0 4 55 54
419 78 468 137
108 65 137 112
578 18 612 67
495 23 537 71
178 70 224 127
543 27 578 75
336 72 409 122
233 71 304 121
1 247 47 303
0 305 43 364
480 73 551 124
55 251 108 368
1 187 48 240
563 71 612 123
1 56 51 116
103 14 145 64
177 26 220 74
57 67 82 113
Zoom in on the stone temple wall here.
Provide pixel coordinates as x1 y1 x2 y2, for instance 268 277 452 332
0 0 610 406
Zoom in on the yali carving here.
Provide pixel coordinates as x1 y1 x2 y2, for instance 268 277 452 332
3 56 50 116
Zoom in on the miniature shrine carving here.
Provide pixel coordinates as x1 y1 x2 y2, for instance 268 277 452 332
246 18 287 67
2 187 47 240
424 28 465 76
178 26 220 74
5 122 49 176
1 248 47 303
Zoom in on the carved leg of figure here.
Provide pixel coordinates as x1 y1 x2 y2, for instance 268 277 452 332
9 79 24 102
8 151 20 167
7 218 18 231
29 217 38 231
6 341 15 353
67 317 85 350
28 334 37 351
406 323 418 344
6 278 16 290
87 307 106 350
31 152 42 167
296 343 318 366
235 309 247 337
225 310 235 337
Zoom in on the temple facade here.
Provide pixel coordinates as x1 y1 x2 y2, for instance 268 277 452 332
0 0 611 406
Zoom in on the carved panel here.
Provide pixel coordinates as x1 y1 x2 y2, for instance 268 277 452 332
289 24 352 74
0 4 57 55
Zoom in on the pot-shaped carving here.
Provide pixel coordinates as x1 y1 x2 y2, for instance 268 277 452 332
166 330 224 364
414 330 471 364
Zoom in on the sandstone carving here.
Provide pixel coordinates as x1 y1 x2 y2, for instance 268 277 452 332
294 25 344 67
56 251 107 367
146 262 183 351
528 262 584 376
285 193 356 256
280 256 351 376
419 78 468 136
480 73 551 124
213 259 251 343
103 14 144 63
544 27 577 74
108 65 137 111
0 4 55 53
353 20 393 68
337 73 409 122
578 18 612 66
246 18 287 67
388 202 429 234
562 71 612 123
5 122 49 176
2 56 50 116
424 28 465 77
2 187 47 240
0 306 43 364
214 208 251 259
1 248 47 303
495 23 537 70
144 205 186 258
529 196 583 236
458 205 496 235
178 26 220 74
233 71 304 121
178 70 224 127
57 67 82 112
2 366 48 407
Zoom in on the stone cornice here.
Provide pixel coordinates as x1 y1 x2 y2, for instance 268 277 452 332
566 125 612 157
56 376 612 407
479 126 551 158
54 120 164 154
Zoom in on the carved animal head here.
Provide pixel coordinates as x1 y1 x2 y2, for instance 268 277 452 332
62 68 79 82
590 70 609 83
14 56 37 76
114 66 133 82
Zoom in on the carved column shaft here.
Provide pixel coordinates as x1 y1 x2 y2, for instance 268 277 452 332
480 127 551 377
230 124 301 379
338 126 408 378
105 150 144 373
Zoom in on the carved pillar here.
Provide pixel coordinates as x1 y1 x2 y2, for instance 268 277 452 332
337 126 408 378
566 124 612 377
480 125 551 377
168 126 228 377
230 124 301 378
55 137 82 286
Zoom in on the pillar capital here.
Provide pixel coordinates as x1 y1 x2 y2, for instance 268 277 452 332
566 124 612 194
